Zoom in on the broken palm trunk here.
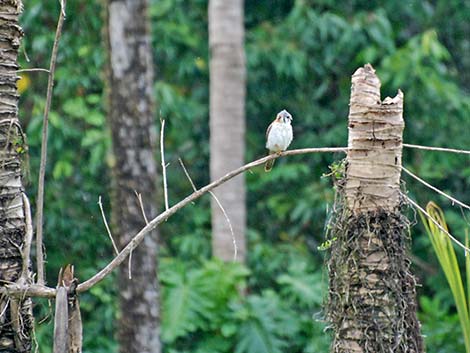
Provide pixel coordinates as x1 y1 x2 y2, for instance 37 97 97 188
327 64 424 353
53 265 82 353
0 1 34 352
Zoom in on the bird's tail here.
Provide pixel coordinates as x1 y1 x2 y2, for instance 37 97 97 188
264 158 275 172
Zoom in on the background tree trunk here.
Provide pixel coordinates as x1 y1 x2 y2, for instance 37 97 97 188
327 64 424 353
0 1 34 352
209 0 246 262
104 1 161 352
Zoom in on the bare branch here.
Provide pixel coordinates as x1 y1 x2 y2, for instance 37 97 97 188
403 193 470 253
210 191 237 260
160 118 169 211
35 0 67 285
135 191 149 225
0 146 346 298
178 158 197 191
1 284 56 298
402 166 470 211
178 158 237 260
128 249 133 280
20 193 33 281
98 196 119 255
77 146 347 292
16 68 50 73
130 191 151 280
403 143 470 155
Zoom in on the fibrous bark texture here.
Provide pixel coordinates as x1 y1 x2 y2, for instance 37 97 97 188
104 1 160 352
327 64 424 353
345 64 404 212
0 1 34 352
209 0 246 262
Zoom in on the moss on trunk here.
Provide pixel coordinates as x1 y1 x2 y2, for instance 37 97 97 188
326 64 424 353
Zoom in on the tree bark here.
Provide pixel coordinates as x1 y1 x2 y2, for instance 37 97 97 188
209 0 246 262
0 1 34 352
327 64 424 353
104 1 161 352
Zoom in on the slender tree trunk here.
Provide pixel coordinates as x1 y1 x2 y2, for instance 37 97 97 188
0 1 34 352
209 0 246 262
104 1 161 352
327 64 424 352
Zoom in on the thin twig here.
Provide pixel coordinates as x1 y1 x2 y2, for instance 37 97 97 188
403 193 470 253
35 0 67 285
128 249 132 280
77 146 347 292
20 193 33 281
60 0 66 17
0 297 10 318
403 143 470 155
16 68 50 73
98 196 119 256
178 158 197 191
178 158 237 260
402 166 470 211
210 191 237 260
129 191 151 280
160 118 169 211
135 191 149 224
22 43 30 63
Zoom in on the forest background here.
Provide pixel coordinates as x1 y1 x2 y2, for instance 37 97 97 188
18 0 469 352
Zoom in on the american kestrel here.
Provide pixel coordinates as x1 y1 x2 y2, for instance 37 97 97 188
265 109 293 172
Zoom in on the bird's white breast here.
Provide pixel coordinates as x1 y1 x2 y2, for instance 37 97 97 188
266 122 293 152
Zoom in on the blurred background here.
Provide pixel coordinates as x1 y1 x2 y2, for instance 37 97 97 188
18 0 469 352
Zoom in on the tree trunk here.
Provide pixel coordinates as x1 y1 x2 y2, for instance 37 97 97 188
209 0 246 262
0 1 34 352
327 64 424 353
104 1 161 352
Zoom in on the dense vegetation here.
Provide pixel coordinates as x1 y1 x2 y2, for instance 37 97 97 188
19 0 469 352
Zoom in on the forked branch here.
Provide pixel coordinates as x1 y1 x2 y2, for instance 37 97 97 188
77 147 347 292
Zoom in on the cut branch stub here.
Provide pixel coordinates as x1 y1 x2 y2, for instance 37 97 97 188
345 63 404 213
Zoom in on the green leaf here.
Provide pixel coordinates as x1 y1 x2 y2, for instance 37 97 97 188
161 259 248 342
234 290 299 353
420 203 470 352
277 262 323 308
63 97 88 118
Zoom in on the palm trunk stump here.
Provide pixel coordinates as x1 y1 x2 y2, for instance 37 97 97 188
0 1 34 352
327 64 424 353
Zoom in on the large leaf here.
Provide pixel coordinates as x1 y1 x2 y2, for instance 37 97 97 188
277 261 324 307
161 259 248 343
234 290 299 353
161 260 214 342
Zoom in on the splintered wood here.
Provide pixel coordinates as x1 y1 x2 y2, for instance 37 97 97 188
345 63 404 213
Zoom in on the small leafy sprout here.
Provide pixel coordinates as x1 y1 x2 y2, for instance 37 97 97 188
13 137 27 154
323 160 346 180
317 237 337 251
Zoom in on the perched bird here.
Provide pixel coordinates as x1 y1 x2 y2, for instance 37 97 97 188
265 109 293 172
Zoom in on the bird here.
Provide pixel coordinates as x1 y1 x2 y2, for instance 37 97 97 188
264 109 293 172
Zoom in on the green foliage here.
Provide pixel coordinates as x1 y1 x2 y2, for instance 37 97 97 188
161 259 248 342
419 295 465 353
420 202 470 353
18 0 470 351
233 290 299 353
160 252 329 353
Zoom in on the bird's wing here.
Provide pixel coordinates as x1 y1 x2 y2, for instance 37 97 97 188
266 121 274 140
